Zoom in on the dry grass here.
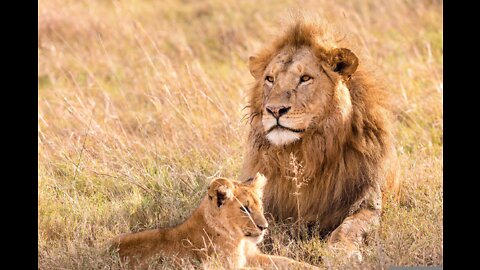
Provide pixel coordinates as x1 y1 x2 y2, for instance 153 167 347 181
38 0 442 269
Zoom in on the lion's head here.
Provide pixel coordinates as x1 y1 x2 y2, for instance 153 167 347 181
248 22 359 147
206 173 268 243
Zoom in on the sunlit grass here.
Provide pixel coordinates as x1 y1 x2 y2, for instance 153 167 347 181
38 0 442 268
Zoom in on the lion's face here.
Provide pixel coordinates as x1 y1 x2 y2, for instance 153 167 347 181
250 46 358 146
207 173 268 243
260 47 333 145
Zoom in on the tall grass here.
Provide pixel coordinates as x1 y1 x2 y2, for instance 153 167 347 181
38 0 442 268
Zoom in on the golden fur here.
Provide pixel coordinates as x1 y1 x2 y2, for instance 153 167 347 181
240 18 399 257
111 173 318 269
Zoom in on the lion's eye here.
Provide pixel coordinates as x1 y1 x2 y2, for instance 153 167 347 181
240 206 251 214
300 75 312 83
265 76 274 83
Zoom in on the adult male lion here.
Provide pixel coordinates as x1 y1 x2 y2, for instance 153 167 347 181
240 19 399 258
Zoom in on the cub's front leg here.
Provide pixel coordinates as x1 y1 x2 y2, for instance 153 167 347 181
247 253 319 270
243 241 318 270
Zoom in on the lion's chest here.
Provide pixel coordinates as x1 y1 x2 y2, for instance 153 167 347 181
262 173 350 231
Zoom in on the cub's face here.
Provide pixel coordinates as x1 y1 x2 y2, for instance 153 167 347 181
207 173 268 243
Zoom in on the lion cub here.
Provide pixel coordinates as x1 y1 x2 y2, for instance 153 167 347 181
111 173 317 269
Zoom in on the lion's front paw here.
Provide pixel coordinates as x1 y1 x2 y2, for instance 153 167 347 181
323 240 363 268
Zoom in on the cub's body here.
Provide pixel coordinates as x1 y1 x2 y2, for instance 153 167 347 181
111 174 316 269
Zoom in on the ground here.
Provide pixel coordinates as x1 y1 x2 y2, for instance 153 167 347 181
38 0 443 269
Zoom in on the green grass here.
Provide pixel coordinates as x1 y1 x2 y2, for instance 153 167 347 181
38 0 443 268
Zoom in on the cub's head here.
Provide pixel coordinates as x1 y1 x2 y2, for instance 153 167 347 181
207 173 268 243
248 21 358 146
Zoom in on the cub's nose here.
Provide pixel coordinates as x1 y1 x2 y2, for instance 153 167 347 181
265 105 291 119
257 223 268 231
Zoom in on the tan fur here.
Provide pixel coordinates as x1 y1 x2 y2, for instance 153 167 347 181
110 173 318 269
241 18 400 257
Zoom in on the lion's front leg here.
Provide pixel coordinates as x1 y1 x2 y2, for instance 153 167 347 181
327 185 382 261
327 208 380 260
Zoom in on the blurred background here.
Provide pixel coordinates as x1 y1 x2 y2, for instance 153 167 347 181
38 0 442 268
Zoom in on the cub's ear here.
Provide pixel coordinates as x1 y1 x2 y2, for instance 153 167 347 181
248 172 267 197
328 48 359 78
249 56 264 79
207 178 234 208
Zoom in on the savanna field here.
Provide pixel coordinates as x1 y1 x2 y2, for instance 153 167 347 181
38 0 443 269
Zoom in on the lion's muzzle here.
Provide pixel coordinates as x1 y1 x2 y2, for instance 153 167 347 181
265 105 291 119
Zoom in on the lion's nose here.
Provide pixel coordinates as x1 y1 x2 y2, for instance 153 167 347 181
257 223 268 231
265 105 291 119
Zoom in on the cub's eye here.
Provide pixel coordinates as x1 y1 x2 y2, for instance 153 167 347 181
265 76 274 83
240 206 251 214
300 75 312 83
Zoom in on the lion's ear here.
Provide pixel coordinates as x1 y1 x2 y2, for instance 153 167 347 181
249 56 264 79
249 172 267 197
207 178 234 208
328 48 359 77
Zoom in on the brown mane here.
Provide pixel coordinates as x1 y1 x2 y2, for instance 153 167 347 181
241 18 398 234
